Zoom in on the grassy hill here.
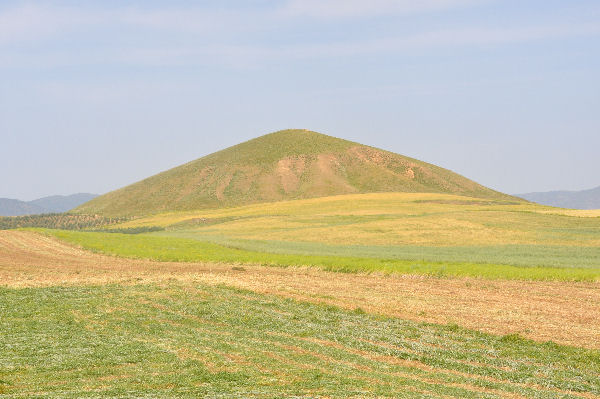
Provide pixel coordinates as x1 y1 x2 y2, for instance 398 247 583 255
74 130 517 217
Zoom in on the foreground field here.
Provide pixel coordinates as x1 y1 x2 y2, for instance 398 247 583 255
1 230 599 349
3 282 599 398
2 215 599 398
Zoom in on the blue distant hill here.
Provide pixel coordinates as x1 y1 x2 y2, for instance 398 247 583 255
517 186 600 210
0 193 98 216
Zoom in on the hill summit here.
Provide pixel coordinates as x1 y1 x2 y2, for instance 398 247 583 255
75 129 515 216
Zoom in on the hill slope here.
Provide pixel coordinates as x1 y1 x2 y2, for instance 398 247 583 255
517 186 600 209
74 129 517 217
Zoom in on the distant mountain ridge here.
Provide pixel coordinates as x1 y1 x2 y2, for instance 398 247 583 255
517 186 600 210
0 193 98 216
0 199 49 216
74 129 519 217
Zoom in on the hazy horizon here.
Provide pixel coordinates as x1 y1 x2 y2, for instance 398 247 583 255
2 1 599 200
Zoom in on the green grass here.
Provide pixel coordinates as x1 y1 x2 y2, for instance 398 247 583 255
1 282 598 398
155 231 600 269
44 230 600 281
73 130 515 217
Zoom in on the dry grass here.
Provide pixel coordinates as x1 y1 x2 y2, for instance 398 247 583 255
112 193 600 247
1 230 599 349
536 209 600 217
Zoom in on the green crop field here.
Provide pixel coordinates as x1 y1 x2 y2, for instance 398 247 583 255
153 232 600 269
44 229 600 281
50 192 600 282
2 282 598 398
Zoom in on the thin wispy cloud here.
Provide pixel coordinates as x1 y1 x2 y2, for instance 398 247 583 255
279 0 488 18
0 1 489 45
1 18 598 70
0 4 260 45
2 2 598 51
292 23 600 57
0 4 90 44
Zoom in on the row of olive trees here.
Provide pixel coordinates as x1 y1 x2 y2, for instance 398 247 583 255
0 213 128 230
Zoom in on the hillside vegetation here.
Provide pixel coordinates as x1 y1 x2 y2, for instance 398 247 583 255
74 130 517 217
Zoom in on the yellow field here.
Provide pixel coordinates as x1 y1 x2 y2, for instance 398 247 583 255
114 193 600 247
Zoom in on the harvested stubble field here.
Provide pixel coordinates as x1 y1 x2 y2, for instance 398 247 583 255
1 230 600 398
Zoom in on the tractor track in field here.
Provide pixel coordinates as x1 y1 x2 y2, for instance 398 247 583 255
1 229 599 349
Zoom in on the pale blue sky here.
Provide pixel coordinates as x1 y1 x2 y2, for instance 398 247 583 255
1 0 599 200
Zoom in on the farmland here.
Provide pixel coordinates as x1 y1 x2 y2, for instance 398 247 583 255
43 193 600 281
3 283 600 398
3 141 600 397
1 230 600 398
46 229 600 281
110 192 600 247
2 202 600 398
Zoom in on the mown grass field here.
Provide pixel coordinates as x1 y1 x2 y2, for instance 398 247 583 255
2 282 599 398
